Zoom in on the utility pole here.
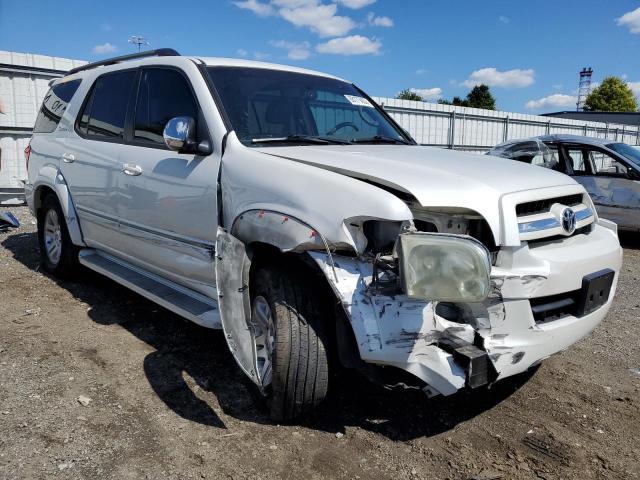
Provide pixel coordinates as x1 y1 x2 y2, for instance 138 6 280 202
128 35 150 52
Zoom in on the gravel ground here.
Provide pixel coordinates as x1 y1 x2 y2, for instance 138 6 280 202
1 205 639 480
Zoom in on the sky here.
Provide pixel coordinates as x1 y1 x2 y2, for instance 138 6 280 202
1 0 640 113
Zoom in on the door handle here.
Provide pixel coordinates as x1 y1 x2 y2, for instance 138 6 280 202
62 153 75 163
122 163 143 176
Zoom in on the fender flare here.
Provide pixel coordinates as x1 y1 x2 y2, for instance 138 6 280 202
231 209 336 254
32 167 85 246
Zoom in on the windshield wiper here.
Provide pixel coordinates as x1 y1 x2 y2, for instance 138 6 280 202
350 135 411 145
252 135 349 145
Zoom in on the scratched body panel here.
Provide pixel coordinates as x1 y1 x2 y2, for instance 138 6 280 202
574 176 640 231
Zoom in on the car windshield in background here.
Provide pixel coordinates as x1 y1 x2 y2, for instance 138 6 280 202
206 67 409 146
607 142 640 168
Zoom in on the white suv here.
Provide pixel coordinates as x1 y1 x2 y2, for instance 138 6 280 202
25 49 623 421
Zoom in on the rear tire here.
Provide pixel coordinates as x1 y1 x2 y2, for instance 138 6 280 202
37 193 78 277
251 265 330 422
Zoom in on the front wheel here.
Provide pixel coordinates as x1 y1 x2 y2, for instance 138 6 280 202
251 265 330 422
37 193 78 277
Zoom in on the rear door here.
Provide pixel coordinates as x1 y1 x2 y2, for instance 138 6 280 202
116 66 219 296
61 69 137 251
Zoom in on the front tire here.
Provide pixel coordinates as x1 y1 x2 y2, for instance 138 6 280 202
37 193 78 277
251 265 330 422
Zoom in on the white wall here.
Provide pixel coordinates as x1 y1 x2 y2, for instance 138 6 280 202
0 51 86 193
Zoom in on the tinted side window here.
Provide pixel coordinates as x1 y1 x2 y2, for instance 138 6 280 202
134 69 199 145
79 70 136 139
33 79 82 133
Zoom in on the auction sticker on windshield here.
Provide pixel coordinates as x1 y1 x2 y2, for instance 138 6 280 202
344 95 374 108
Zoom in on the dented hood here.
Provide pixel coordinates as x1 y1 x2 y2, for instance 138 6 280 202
254 144 579 246
254 144 576 207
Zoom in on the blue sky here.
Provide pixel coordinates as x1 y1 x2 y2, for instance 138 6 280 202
1 0 640 113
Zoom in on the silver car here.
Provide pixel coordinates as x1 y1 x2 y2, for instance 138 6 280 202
489 134 640 231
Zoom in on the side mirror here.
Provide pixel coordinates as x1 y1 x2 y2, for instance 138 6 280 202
163 116 196 152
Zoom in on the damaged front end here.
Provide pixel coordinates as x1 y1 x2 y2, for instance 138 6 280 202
307 209 621 398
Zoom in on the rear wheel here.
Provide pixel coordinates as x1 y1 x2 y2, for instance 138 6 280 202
251 265 330 422
37 194 78 277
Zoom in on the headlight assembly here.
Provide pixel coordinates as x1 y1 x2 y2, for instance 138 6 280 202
398 233 491 302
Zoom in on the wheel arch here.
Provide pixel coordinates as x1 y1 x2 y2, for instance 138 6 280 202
32 173 85 246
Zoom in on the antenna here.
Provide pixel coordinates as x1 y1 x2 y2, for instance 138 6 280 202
128 35 150 52
576 67 593 111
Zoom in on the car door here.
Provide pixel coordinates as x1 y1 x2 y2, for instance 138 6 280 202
61 69 137 252
561 144 639 229
583 147 639 230
116 66 219 296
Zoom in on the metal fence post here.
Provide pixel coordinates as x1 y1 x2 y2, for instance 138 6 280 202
503 116 510 142
605 123 609 139
449 111 456 149
546 120 551 134
636 125 640 146
583 124 588 136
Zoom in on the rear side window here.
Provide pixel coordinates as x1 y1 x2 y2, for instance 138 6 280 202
134 68 199 145
77 70 136 139
33 79 82 133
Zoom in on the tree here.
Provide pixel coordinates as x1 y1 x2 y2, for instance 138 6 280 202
438 84 496 110
585 77 638 112
397 89 423 101
466 85 496 110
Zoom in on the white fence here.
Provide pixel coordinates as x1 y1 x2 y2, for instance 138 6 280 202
374 97 640 152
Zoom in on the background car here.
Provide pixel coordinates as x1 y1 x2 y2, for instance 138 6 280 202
488 134 640 231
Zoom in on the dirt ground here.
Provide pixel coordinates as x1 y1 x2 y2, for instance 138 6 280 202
0 205 639 480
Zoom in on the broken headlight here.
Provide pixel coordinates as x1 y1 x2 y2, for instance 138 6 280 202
398 233 491 302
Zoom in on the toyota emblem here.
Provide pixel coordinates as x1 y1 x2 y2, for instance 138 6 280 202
561 207 577 234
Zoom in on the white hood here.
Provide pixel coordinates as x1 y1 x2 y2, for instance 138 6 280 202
254 144 579 245
255 144 576 203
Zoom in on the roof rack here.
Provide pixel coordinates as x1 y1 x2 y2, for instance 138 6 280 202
66 48 180 76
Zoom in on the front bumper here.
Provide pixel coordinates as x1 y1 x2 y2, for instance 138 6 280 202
310 221 622 396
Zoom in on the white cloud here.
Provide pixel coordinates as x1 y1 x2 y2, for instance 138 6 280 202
498 15 510 24
409 87 442 100
416 68 428 75
525 94 577 111
552 84 563 90
367 12 393 27
101 23 112 32
233 0 275 17
316 35 381 55
334 0 376 9
462 67 535 88
92 43 118 55
254 51 271 60
279 3 355 37
617 7 640 34
236 48 248 57
627 81 640 97
271 40 312 60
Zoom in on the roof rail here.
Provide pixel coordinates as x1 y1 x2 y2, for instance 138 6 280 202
66 48 180 76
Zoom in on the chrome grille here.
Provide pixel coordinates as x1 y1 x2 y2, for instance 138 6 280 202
516 194 583 217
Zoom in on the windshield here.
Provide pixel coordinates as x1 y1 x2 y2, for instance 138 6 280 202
607 142 640 168
206 66 410 146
